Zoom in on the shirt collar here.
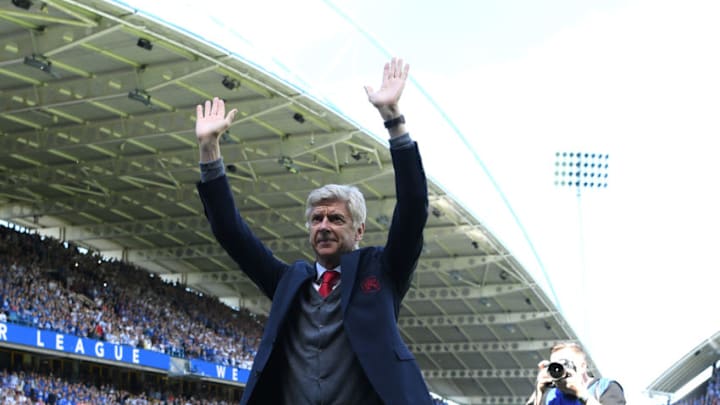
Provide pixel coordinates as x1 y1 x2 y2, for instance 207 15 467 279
315 262 341 282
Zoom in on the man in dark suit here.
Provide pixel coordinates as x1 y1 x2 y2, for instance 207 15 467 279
195 58 432 405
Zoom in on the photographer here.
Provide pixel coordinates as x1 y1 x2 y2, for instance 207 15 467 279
527 342 626 405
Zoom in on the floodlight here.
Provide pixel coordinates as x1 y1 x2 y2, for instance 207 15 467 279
136 38 153 51
278 156 299 174
222 76 239 90
128 89 152 106
553 151 610 192
23 54 60 78
12 0 32 10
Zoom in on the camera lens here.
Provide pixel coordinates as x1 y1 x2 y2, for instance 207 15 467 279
547 362 566 380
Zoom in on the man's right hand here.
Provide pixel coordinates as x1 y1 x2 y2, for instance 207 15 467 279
196 97 238 162
535 360 554 394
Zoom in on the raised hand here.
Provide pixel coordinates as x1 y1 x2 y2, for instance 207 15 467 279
195 97 238 145
196 97 238 162
535 360 554 393
364 57 409 118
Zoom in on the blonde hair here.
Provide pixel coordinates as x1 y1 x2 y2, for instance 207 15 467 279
551 342 585 353
550 342 591 375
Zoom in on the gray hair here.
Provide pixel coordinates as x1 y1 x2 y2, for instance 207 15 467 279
305 184 367 228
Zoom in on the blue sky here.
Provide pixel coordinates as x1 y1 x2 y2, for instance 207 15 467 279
111 0 720 403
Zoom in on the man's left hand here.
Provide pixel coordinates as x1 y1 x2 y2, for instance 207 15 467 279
554 368 590 401
364 57 409 120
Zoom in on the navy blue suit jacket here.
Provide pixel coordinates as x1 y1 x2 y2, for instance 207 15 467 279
197 141 432 404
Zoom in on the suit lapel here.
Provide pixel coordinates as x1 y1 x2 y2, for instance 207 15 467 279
262 263 314 341
340 250 361 314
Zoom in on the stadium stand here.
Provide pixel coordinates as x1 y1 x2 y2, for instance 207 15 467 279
647 331 720 405
673 364 719 405
1 224 264 369
1 223 261 401
0 366 237 404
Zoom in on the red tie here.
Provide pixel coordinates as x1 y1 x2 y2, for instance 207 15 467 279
318 270 340 298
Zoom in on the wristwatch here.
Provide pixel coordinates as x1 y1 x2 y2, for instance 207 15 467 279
383 114 405 129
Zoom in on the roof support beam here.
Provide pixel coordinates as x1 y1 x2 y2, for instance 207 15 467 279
408 339 563 354
417 254 507 271
0 186 199 218
404 284 529 302
446 396 529 405
0 19 105 68
45 215 470 244
46 216 211 240
422 368 535 379
0 23 118 69
159 252 509 284
0 165 400 219
398 311 554 328
0 130 355 187
0 97 291 155
0 6 97 28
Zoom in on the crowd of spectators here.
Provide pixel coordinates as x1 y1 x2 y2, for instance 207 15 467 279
0 368 233 404
0 224 265 369
675 364 719 405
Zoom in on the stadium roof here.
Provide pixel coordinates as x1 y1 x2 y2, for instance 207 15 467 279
647 330 720 396
0 1 592 403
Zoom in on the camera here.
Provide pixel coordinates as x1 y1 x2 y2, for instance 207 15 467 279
547 359 576 380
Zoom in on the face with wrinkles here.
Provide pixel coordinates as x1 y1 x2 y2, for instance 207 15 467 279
308 200 364 269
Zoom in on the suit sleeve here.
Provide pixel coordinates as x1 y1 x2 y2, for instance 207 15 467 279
197 175 287 298
382 138 428 296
